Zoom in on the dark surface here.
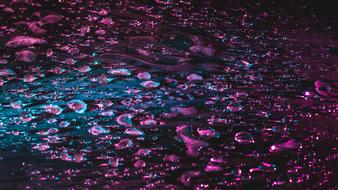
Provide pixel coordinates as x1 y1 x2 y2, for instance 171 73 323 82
0 0 337 189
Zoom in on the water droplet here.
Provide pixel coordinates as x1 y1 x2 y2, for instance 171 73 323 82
109 68 131 76
270 139 300 153
88 125 109 135
187 73 203 81
6 36 47 48
141 80 160 88
137 72 151 80
115 138 133 150
23 74 36 83
125 128 144 136
15 49 36 63
134 160 146 168
235 132 255 144
116 114 133 127
67 100 87 113
42 13 64 24
176 125 208 157
43 104 63 115
140 119 157 126
179 171 201 186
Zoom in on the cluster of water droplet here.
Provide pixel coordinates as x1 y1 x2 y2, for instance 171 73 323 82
0 0 336 189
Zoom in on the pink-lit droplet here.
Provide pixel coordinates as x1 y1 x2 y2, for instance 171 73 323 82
67 100 87 113
44 104 63 115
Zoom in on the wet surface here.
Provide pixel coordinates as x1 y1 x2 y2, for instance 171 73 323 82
0 0 337 189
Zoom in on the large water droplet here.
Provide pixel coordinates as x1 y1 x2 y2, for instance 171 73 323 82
6 36 47 48
43 104 63 115
67 100 87 113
